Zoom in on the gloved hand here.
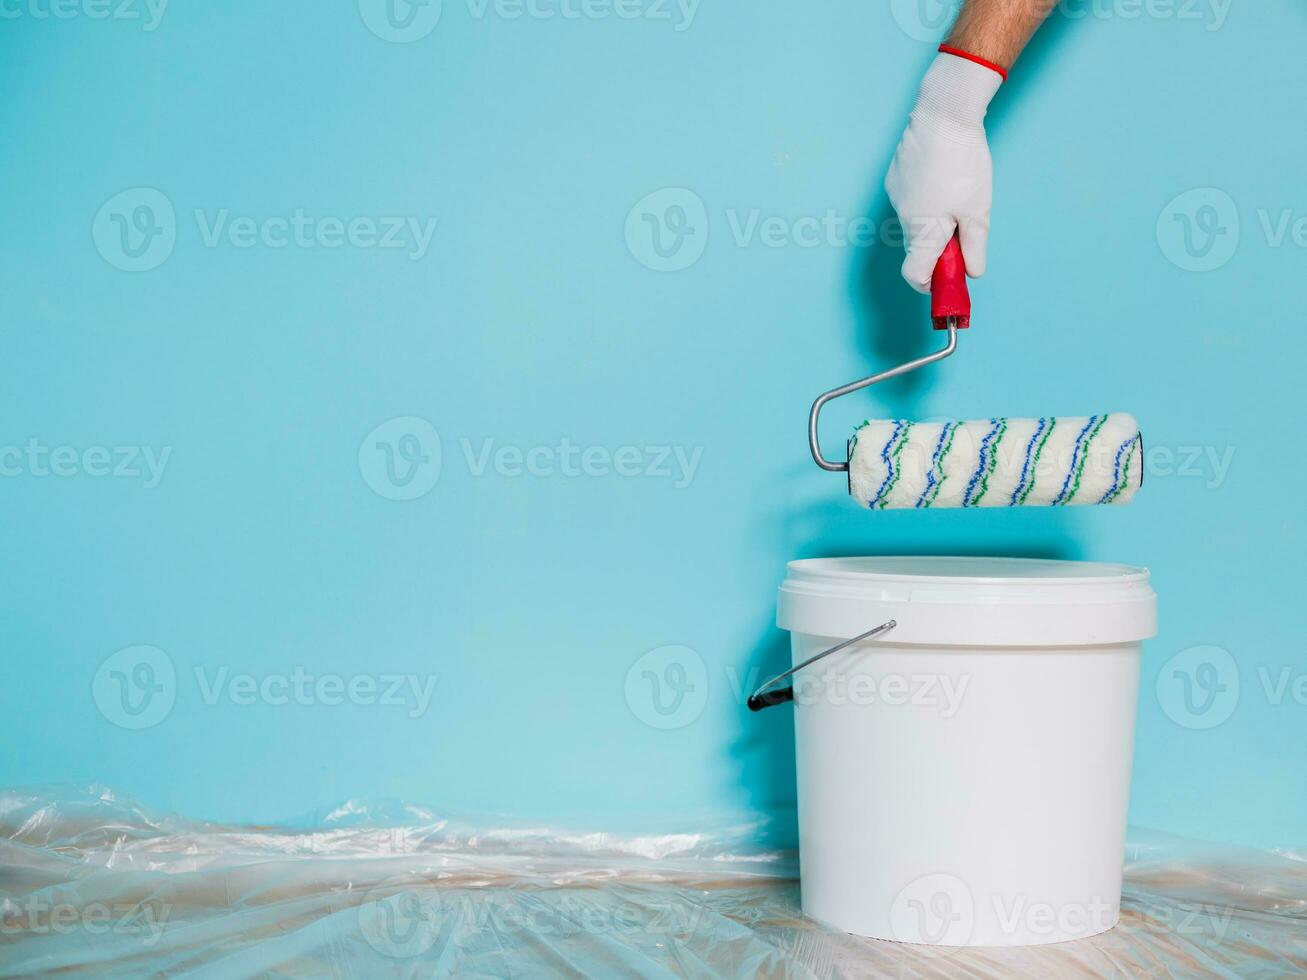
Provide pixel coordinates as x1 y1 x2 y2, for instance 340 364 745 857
885 50 1005 293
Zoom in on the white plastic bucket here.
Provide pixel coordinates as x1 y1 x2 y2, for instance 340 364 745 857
777 556 1156 947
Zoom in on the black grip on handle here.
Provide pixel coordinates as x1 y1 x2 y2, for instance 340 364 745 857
747 686 794 712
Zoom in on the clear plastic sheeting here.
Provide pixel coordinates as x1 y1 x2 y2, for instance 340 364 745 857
2 787 1305 978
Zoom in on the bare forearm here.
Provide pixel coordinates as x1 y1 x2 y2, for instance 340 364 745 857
947 0 1053 70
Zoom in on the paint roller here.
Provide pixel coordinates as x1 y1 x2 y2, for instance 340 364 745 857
808 235 1143 509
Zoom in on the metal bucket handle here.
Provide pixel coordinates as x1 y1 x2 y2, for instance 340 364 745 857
747 619 898 711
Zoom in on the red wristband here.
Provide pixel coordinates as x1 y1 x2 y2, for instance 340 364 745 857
938 44 1009 81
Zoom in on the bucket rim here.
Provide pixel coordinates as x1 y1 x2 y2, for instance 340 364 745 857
784 556 1150 587
778 557 1157 645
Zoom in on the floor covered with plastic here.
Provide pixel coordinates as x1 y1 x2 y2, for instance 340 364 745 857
2 787 1304 978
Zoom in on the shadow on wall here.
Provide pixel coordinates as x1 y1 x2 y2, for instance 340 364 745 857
848 9 1075 418
729 18 1080 846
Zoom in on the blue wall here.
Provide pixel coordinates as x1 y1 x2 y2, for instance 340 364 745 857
1 0 1303 849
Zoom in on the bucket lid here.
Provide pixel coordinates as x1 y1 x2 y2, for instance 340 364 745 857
777 557 1156 647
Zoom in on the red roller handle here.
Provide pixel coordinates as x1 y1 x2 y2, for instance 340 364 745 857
930 233 971 329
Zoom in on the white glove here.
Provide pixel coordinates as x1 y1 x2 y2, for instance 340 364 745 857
885 51 1004 293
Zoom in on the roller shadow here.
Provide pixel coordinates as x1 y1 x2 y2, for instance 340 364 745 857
850 196 935 416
